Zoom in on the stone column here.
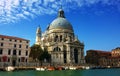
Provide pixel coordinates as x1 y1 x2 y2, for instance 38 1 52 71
78 48 81 64
66 45 70 64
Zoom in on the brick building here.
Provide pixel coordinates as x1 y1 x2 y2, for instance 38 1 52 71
85 50 111 65
86 48 120 67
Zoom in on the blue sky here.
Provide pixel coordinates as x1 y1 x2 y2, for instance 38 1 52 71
0 0 120 53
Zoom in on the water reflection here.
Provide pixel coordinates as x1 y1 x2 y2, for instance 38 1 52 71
36 70 84 76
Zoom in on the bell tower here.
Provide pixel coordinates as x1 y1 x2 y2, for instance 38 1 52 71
35 26 41 45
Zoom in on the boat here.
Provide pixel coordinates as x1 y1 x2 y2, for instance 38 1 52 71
35 67 45 71
64 66 69 70
85 66 90 70
55 66 65 70
5 66 15 71
47 67 55 71
69 66 77 70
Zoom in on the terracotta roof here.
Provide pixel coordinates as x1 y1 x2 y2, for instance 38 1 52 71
87 50 110 53
87 50 111 57
0 34 29 41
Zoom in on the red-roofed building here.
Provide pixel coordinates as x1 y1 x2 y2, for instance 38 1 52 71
86 49 120 67
0 34 30 67
85 50 111 65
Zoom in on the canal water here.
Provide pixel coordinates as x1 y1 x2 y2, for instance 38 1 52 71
0 69 120 76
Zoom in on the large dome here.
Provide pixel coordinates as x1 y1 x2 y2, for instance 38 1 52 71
48 8 73 31
49 17 73 31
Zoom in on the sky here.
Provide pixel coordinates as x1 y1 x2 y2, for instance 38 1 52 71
0 0 120 54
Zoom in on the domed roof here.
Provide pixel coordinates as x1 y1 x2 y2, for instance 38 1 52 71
49 17 73 31
48 8 73 31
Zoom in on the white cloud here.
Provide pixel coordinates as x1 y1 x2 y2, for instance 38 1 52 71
23 11 30 16
12 0 20 6
16 14 27 19
0 0 119 24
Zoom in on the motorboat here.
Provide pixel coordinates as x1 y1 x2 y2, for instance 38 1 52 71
85 66 90 70
5 66 15 71
69 66 77 70
47 67 55 71
35 67 45 71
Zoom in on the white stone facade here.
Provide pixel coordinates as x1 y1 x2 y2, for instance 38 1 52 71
0 35 30 67
35 8 85 65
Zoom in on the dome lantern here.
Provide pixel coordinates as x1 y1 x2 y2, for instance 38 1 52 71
58 7 65 18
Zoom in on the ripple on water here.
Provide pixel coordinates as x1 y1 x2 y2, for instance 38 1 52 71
0 69 120 76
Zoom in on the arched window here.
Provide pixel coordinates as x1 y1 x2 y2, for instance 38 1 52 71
60 35 62 42
53 47 61 51
54 35 58 42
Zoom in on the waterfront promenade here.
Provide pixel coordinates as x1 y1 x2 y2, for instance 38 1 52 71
0 65 83 71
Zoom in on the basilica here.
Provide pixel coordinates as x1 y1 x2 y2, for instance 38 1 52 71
35 8 85 65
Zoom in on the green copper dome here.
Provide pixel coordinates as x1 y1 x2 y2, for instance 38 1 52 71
48 8 73 31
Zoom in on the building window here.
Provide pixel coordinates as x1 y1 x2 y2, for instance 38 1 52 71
8 49 11 55
13 49 17 55
53 47 61 51
18 58 20 62
60 35 62 42
26 45 28 49
20 40 22 42
26 59 27 62
8 58 10 62
19 45 21 48
54 35 58 42
26 41 29 43
15 40 17 42
26 51 28 56
14 44 16 48
9 39 12 41
1 38 4 40
0 49 3 54
19 50 21 55
1 43 3 46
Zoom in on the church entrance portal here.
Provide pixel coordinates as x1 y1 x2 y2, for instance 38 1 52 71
74 49 78 64
64 50 67 63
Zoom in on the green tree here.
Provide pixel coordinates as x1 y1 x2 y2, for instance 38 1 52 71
38 47 51 62
29 44 43 62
